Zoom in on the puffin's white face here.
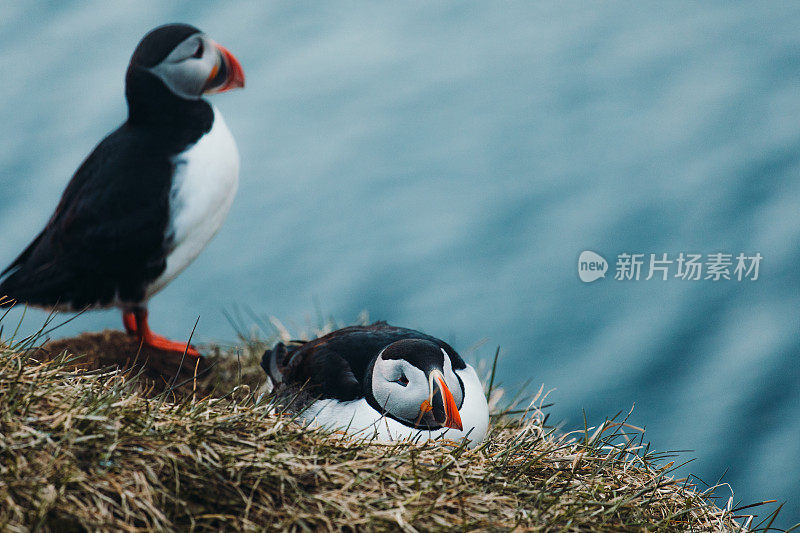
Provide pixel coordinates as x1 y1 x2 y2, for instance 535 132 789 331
371 342 464 430
149 33 244 100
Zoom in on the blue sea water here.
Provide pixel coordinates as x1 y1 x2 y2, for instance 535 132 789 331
1 2 799 525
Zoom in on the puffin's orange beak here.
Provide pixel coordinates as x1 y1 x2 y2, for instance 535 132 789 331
422 370 463 431
436 375 463 430
205 43 245 94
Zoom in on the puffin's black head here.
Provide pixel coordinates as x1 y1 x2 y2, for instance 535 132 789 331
370 339 464 430
125 23 245 121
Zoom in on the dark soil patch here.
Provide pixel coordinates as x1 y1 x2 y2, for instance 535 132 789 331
38 330 214 397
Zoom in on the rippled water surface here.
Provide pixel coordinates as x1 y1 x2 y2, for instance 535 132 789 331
1 3 799 524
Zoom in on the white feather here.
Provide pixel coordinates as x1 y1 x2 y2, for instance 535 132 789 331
146 106 239 299
299 365 490 448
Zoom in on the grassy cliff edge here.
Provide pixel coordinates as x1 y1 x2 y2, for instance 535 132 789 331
0 323 786 532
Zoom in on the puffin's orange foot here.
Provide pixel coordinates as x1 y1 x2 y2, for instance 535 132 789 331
123 311 138 335
122 309 202 358
142 333 202 358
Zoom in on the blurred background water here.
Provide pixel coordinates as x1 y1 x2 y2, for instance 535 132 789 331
1 1 798 525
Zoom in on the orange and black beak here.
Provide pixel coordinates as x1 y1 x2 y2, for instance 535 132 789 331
204 42 245 94
421 369 463 430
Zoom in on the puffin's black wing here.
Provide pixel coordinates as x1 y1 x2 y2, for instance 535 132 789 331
0 124 174 309
261 322 466 402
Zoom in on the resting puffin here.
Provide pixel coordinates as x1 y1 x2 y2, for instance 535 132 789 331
262 322 490 447
0 24 245 356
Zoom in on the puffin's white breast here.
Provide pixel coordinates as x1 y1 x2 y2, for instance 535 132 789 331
300 365 490 448
146 106 239 299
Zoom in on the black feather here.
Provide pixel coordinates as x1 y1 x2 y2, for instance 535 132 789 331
263 322 466 405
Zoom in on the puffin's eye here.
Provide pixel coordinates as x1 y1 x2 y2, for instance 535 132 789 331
395 376 409 387
192 41 204 58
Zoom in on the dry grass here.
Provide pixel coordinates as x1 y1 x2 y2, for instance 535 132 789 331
0 316 788 532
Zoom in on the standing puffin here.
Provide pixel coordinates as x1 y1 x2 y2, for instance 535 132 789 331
262 322 490 447
0 24 245 356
